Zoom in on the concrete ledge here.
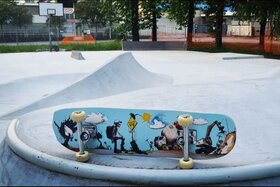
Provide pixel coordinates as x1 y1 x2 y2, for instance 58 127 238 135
71 51 85 60
122 41 187 51
222 55 264 60
6 119 280 185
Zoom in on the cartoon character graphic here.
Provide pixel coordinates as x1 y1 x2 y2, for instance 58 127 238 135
191 120 236 155
146 139 154 151
127 113 149 154
54 118 77 148
154 121 183 150
106 120 127 153
83 112 108 149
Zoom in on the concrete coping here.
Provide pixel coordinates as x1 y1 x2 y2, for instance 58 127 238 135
6 119 280 185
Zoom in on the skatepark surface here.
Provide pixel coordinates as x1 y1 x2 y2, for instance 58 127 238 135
1 51 280 185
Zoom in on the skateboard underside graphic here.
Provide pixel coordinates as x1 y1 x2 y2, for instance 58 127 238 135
53 108 236 159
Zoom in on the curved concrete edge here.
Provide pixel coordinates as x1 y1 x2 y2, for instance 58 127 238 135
6 119 280 185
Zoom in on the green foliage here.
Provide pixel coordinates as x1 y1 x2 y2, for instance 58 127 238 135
75 0 106 28
141 0 166 29
101 0 118 26
166 0 192 29
74 0 167 40
112 0 168 40
10 5 32 28
0 0 32 30
60 41 122 51
0 45 49 53
233 0 280 46
112 0 132 37
0 0 17 27
234 0 280 22
273 9 280 36
0 41 122 53
200 0 232 25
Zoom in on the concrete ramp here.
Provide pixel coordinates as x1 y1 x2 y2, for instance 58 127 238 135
1 52 172 119
0 73 86 117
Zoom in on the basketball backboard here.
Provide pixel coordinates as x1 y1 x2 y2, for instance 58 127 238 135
39 2 63 17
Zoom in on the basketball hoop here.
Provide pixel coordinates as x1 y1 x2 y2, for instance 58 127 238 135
47 9 56 16
39 3 63 17
39 3 63 52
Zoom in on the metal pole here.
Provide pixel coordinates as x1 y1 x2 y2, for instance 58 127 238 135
48 15 52 51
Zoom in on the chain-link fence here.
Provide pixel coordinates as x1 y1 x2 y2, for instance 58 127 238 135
1 21 280 56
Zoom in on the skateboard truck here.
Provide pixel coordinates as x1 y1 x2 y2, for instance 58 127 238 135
71 111 90 162
178 114 194 169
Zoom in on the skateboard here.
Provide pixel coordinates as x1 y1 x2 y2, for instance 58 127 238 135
53 108 236 161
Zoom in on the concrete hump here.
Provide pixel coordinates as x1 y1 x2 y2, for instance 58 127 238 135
2 52 172 119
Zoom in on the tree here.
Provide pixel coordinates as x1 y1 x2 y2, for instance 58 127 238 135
9 5 32 44
234 0 280 47
0 0 17 35
108 0 140 41
76 0 137 40
131 0 140 41
141 0 166 41
273 9 280 37
101 0 117 39
167 0 196 46
111 0 131 39
187 0 195 46
10 5 32 28
202 0 231 48
75 0 106 39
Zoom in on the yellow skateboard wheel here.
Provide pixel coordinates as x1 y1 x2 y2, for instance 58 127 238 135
178 114 193 127
75 151 89 162
71 111 86 123
179 157 193 169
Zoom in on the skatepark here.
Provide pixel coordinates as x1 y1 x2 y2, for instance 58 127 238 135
1 50 280 185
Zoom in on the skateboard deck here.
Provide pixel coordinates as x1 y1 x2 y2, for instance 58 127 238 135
53 108 236 159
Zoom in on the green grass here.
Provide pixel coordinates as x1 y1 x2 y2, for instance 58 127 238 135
0 40 122 53
0 45 49 53
60 40 122 51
